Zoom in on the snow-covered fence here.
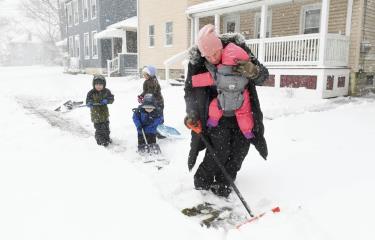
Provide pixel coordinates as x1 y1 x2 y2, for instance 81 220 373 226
247 39 260 59
107 57 119 77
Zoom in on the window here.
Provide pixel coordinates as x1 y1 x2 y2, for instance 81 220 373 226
66 2 73 27
367 75 374 85
254 11 272 38
74 35 80 58
69 36 74 56
84 33 90 59
92 31 98 59
301 4 321 34
223 15 240 33
148 25 155 47
91 0 97 19
165 22 173 46
73 0 79 25
82 0 89 22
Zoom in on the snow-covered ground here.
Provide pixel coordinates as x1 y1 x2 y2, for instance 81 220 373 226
0 66 374 240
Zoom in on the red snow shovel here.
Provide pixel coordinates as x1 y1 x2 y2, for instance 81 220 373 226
236 206 281 229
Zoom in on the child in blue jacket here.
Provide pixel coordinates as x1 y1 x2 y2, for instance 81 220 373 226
132 94 164 153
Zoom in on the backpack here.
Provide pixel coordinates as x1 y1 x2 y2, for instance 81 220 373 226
205 62 249 116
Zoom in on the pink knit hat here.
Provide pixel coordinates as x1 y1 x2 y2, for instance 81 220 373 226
196 24 223 57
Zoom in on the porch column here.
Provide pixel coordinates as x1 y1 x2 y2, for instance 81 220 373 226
111 38 114 59
318 0 330 67
214 14 220 34
122 30 127 53
165 67 170 81
194 17 200 43
258 4 268 62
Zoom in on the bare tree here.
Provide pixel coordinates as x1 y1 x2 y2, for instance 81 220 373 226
21 0 61 43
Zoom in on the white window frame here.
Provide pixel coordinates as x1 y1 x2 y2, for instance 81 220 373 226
223 14 240 33
73 0 79 25
254 10 272 38
84 32 90 59
74 34 80 58
66 2 73 27
91 31 98 59
91 0 97 20
69 36 74 56
165 21 173 47
148 25 155 48
82 0 89 22
300 4 321 34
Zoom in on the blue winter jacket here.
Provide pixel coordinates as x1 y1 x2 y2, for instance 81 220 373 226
132 107 164 134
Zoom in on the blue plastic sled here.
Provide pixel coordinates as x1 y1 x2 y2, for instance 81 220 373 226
157 124 182 138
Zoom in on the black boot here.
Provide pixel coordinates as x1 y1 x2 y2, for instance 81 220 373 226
210 183 232 198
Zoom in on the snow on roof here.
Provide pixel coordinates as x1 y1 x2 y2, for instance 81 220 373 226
186 0 258 15
107 16 137 31
95 28 125 39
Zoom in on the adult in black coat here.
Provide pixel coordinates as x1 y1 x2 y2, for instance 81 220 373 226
184 24 268 197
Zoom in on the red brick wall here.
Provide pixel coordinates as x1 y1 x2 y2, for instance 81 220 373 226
280 75 317 89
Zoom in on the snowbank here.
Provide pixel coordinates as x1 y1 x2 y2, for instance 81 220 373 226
0 66 374 240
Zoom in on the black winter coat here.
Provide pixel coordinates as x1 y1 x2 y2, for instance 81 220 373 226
140 76 164 110
184 33 268 160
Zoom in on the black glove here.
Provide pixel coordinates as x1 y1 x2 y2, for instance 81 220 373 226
233 60 260 79
184 111 199 128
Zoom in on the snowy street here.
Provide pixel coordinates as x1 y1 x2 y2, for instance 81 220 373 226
1 66 374 240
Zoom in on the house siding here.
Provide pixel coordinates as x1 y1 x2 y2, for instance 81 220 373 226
98 0 136 68
63 0 136 71
348 0 363 72
362 0 375 72
139 0 190 71
216 0 348 39
328 0 348 34
348 0 375 95
65 0 103 69
239 10 257 39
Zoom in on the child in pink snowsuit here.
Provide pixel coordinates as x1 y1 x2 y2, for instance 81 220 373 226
192 42 255 139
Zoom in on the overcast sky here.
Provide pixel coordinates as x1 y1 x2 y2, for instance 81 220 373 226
0 0 41 38
0 0 22 18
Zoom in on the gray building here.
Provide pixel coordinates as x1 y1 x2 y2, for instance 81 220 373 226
58 0 137 75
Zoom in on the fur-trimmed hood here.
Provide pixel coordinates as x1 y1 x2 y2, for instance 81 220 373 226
188 33 248 65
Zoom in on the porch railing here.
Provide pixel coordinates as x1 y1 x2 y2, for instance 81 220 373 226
325 34 350 67
107 56 119 77
246 33 349 67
